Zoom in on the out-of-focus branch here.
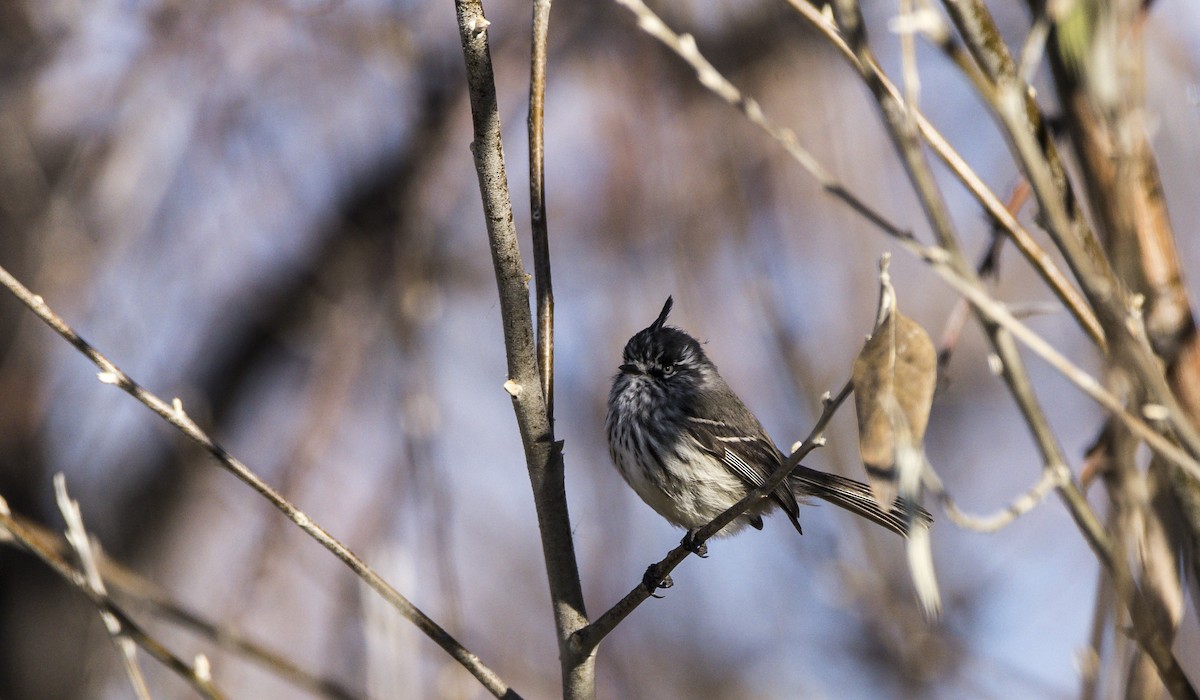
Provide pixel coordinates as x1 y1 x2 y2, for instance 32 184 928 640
811 0 1195 687
1042 0 1200 612
0 496 225 700
786 0 1103 347
529 0 555 423
54 474 152 700
993 74 1200 478
453 2 591 698
924 460 1062 532
909 243 1197 699
571 381 853 656
936 0 1200 474
0 509 359 699
0 264 516 699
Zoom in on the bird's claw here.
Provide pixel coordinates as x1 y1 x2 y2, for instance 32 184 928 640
642 565 674 597
682 530 708 558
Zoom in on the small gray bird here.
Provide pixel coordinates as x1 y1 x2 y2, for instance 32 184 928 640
606 297 926 543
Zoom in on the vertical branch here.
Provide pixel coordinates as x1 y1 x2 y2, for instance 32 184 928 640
529 0 555 424
453 2 593 698
1043 0 1199 686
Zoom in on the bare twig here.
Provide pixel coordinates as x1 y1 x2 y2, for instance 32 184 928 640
54 474 153 700
453 1 591 697
0 496 226 700
994 77 1200 466
571 381 855 656
912 246 1200 485
924 460 1062 532
0 265 517 700
818 0 1195 690
530 0 555 423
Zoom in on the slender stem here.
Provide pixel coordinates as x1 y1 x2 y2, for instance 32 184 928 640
530 0 555 423
826 1 1195 692
3 509 359 699
924 460 1062 532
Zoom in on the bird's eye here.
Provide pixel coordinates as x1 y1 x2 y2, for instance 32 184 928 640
661 363 676 377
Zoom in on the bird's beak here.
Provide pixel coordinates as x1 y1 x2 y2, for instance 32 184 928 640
619 363 641 375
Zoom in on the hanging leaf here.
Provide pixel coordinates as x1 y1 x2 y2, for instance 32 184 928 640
852 255 938 511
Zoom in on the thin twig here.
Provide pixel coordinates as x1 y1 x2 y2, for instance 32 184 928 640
0 497 226 700
993 77 1200 467
896 0 921 109
453 1 591 697
0 264 517 700
571 381 854 656
910 245 1200 486
54 474 153 700
530 0 555 423
924 459 1062 532
912 243 1198 698
936 180 1029 371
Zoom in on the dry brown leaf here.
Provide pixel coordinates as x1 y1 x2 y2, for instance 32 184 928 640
852 257 938 511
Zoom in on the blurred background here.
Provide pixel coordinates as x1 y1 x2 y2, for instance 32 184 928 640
1 0 1199 698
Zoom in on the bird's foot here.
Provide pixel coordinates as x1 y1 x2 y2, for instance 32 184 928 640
642 564 674 597
682 529 708 558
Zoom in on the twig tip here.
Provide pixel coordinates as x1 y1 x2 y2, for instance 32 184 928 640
195 654 212 682
1142 403 1169 421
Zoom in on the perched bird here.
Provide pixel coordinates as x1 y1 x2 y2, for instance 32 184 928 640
606 297 927 547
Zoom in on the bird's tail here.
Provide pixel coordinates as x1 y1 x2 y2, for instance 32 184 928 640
789 466 932 537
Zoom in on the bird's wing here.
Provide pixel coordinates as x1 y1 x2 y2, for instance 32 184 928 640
685 388 803 528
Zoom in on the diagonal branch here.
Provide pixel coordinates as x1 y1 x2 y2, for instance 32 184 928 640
0 496 225 700
0 508 359 699
612 0 912 240
0 264 518 700
784 0 1103 347
54 474 153 700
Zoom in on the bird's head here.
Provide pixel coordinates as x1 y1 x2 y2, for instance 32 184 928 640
618 297 713 386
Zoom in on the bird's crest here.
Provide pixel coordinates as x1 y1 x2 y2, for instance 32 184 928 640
650 296 673 332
